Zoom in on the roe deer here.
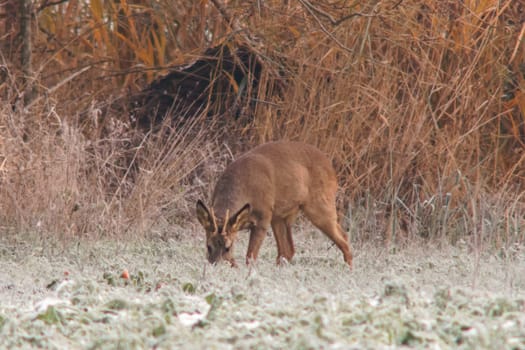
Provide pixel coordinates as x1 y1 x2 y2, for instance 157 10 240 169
196 141 353 269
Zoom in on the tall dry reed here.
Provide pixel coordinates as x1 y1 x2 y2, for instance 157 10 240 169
1 0 523 248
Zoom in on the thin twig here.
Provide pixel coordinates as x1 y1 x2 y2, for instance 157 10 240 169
297 0 355 53
25 66 91 109
298 0 376 26
209 0 242 33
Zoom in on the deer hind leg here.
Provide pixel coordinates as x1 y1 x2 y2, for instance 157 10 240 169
303 200 353 269
271 217 295 264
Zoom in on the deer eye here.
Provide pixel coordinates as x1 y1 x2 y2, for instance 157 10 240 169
207 245 212 255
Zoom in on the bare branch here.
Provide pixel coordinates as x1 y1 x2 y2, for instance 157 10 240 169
37 0 70 13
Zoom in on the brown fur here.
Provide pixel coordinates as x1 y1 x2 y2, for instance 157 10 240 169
196 141 353 269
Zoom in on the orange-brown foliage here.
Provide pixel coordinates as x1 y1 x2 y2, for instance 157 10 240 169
1 0 524 245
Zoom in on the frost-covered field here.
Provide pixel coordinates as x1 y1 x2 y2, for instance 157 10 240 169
0 230 524 349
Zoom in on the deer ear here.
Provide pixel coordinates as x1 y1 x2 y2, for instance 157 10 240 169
227 203 251 232
196 200 216 233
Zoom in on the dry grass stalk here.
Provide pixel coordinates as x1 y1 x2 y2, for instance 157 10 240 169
0 0 523 248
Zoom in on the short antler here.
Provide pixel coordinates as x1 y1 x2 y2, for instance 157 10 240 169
210 208 218 234
222 209 230 234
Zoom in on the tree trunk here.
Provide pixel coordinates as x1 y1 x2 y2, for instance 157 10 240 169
20 0 34 106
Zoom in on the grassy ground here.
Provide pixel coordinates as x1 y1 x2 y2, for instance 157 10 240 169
0 228 524 349
2 2 524 348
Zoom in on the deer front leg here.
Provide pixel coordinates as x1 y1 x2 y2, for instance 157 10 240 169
246 226 266 265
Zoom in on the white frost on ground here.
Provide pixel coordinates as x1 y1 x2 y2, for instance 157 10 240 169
34 297 71 313
0 230 524 349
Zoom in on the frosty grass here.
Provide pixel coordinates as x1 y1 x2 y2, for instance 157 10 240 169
0 230 524 349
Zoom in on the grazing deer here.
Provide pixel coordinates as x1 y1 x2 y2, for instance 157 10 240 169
196 141 353 269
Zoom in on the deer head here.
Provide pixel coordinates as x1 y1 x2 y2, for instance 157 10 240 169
196 200 251 266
